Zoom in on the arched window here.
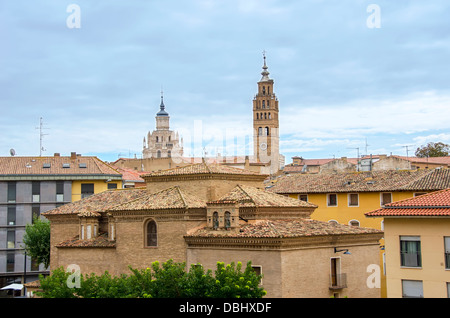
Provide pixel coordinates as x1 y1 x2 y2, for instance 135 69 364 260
262 101 265 109
157 150 161 158
267 100 270 109
349 220 360 227
168 150 171 158
265 127 269 136
256 113 259 120
264 113 267 119
258 127 263 136
213 212 219 230
268 113 271 119
262 86 266 95
156 136 159 142
224 212 231 229
146 220 157 247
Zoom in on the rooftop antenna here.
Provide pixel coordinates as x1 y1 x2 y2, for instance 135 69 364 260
347 147 360 171
365 138 370 157
35 117 49 156
402 145 414 158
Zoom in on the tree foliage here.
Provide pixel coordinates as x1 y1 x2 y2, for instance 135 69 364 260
415 142 450 158
22 217 51 269
36 259 266 298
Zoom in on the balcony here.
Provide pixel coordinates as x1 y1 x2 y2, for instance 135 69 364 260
329 273 347 290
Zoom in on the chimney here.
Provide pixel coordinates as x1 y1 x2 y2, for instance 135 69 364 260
54 153 60 157
71 152 77 159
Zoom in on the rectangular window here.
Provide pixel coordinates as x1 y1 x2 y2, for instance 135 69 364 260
327 194 337 207
402 280 423 298
56 181 64 202
81 183 94 199
32 204 40 222
348 193 359 207
32 181 40 203
107 183 118 190
400 236 422 267
445 237 450 269
31 258 40 271
7 206 16 225
381 193 392 206
7 230 15 249
7 182 16 203
7 252 15 272
298 194 308 202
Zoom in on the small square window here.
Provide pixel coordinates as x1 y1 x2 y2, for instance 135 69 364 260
348 193 359 207
327 194 337 207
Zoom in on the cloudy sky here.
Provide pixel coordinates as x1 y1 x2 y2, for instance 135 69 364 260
1 0 450 163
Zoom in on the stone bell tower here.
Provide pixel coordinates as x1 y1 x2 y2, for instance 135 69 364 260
143 91 183 159
252 52 280 172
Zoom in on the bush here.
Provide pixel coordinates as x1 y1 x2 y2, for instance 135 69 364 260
37 259 265 298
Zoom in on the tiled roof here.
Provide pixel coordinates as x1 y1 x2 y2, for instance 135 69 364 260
56 233 115 248
108 186 206 211
112 166 146 182
0 155 121 177
366 187 450 217
43 188 148 215
269 169 450 194
142 160 266 178
395 155 450 165
187 219 382 238
210 185 317 208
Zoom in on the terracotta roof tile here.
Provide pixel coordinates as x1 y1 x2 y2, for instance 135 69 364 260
269 169 450 194
43 188 148 215
187 219 382 238
56 233 115 248
366 187 450 217
108 186 206 211
142 161 266 178
211 185 317 208
0 156 121 177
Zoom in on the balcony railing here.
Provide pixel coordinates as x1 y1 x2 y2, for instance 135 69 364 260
329 273 347 289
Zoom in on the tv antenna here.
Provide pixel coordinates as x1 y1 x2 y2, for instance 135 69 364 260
402 145 414 158
36 117 49 156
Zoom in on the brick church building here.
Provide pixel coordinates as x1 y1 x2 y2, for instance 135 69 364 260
43 160 383 298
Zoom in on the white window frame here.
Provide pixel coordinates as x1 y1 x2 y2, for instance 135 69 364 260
380 192 392 207
402 280 423 298
327 193 338 207
298 194 308 202
348 193 359 207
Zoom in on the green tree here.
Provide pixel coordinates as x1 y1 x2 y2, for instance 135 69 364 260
22 216 51 269
36 259 266 298
415 142 450 158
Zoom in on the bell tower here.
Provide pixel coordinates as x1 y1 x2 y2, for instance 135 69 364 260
253 52 279 172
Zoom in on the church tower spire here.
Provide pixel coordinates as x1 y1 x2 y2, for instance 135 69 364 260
252 51 280 173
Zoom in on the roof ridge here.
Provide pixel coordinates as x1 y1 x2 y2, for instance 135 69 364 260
236 184 256 205
174 186 188 207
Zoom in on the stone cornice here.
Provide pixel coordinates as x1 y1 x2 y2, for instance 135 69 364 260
184 233 383 250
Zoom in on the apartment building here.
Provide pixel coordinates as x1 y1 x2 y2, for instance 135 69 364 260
366 188 450 298
0 153 122 289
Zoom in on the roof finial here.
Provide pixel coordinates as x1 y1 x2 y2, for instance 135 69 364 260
260 50 270 81
156 86 169 116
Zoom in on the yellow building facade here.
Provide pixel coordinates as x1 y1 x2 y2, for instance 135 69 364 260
269 168 450 297
366 188 450 298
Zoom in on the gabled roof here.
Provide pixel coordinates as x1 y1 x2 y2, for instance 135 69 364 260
0 155 121 178
142 160 267 178
43 188 148 216
269 168 450 194
108 186 206 211
186 219 382 238
366 187 450 217
210 185 317 208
